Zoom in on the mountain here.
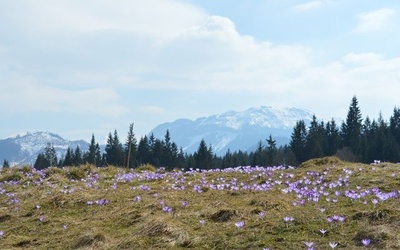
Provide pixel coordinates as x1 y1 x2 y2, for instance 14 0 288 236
0 132 89 166
149 106 315 156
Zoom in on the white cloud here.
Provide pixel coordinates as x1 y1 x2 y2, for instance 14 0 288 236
0 0 206 37
355 8 396 33
0 69 127 116
293 1 323 12
1 0 400 139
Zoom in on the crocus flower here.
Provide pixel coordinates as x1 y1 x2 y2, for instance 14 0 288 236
162 206 172 213
39 216 45 222
320 229 327 236
283 216 294 222
329 242 338 249
235 221 245 228
361 238 371 246
0 231 4 237
304 241 314 247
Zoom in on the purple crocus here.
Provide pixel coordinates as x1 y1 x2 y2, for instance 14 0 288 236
283 216 294 222
162 206 173 213
39 216 45 222
235 221 245 228
329 242 338 249
361 238 371 246
304 241 314 247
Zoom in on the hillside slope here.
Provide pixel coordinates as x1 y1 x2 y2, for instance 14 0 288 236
0 158 399 249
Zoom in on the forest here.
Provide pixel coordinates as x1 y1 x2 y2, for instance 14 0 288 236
32 96 400 170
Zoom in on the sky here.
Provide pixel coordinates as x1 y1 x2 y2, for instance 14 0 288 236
0 0 399 143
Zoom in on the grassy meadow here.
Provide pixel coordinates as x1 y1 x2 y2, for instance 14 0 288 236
0 157 400 249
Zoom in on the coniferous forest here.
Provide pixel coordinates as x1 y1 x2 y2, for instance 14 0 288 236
33 96 400 170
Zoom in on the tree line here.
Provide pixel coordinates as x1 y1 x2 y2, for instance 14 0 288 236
31 96 400 170
290 96 400 164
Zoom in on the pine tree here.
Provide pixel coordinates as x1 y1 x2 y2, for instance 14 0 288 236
266 135 276 166
34 153 50 169
73 146 83 166
289 120 308 164
63 147 74 166
252 140 264 166
3 159 10 168
44 143 58 167
194 139 213 169
104 130 124 166
137 135 150 165
305 115 326 160
341 96 363 159
325 119 340 156
125 123 138 168
86 134 99 166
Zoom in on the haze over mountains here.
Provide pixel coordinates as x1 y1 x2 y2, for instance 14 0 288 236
1 106 315 165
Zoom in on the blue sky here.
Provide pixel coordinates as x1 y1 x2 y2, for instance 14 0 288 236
0 0 399 143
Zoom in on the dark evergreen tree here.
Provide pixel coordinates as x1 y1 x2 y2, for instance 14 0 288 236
251 140 264 166
151 139 163 166
86 134 101 166
325 119 340 156
104 130 124 166
73 146 83 166
3 159 10 168
194 139 213 169
63 147 74 166
305 115 326 160
341 96 363 159
125 123 138 168
44 143 58 167
289 120 308 164
137 135 151 165
266 135 277 166
162 130 174 169
34 153 50 170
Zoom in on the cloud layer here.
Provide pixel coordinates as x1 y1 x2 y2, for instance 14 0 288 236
0 0 399 140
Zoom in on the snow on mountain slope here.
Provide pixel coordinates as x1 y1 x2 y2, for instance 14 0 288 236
0 132 89 166
149 106 315 155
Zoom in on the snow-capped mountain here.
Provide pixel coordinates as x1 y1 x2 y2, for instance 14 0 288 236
0 132 89 166
149 106 315 156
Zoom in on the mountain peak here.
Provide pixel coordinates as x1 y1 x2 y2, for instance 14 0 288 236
0 131 89 166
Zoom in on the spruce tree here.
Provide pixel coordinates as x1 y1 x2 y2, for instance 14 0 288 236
34 153 50 169
252 140 264 166
73 146 83 166
305 115 326 160
137 135 150 165
341 96 363 159
3 159 10 168
289 120 308 164
44 143 58 167
63 147 74 166
325 119 340 156
194 139 213 169
125 123 138 168
87 134 99 166
266 135 276 166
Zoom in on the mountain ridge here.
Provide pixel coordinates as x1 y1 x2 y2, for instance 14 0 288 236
149 106 315 155
0 131 89 166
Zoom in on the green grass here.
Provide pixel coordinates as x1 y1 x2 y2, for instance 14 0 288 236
0 158 400 249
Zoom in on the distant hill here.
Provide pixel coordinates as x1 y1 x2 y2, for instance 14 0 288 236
149 106 315 156
0 132 89 166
